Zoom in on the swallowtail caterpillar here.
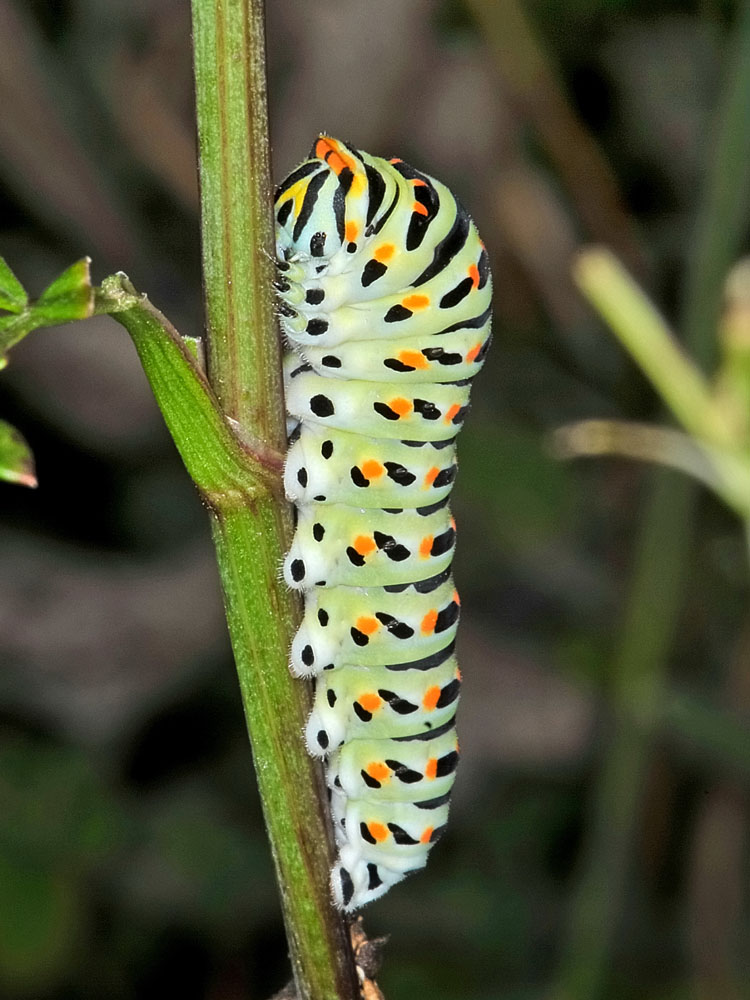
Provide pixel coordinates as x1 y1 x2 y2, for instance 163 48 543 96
275 136 492 910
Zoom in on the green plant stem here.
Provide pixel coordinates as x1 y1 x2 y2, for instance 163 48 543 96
192 0 284 443
552 4 750 997
210 506 354 998
682 8 750 370
573 250 733 448
190 1 359 997
552 419 750 519
105 276 279 497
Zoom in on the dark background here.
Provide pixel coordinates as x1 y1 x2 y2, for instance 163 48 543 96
1 1 749 998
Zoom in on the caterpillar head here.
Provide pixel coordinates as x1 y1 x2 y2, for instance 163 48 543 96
275 136 372 268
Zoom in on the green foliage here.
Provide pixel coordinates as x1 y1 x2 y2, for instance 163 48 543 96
0 257 94 362
0 736 123 995
0 420 35 487
566 249 750 522
0 854 82 996
0 255 99 490
0 257 27 315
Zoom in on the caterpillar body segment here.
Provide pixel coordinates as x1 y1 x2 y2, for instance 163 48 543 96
283 425 458 511
289 576 461 677
300 326 492 384
283 501 456 591
285 368 473 441
327 726 460 802
305 654 462 753
275 136 491 910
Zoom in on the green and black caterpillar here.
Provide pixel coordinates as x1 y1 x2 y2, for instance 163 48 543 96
275 136 492 910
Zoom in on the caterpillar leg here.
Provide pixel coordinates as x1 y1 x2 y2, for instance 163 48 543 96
332 852 402 912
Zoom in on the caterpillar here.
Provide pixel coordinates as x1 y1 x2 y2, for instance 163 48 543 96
274 136 492 910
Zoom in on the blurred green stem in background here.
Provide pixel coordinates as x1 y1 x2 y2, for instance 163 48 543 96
572 250 734 449
559 251 750 522
551 2 750 996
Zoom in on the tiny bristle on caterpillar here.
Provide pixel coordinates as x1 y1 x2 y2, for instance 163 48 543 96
275 135 492 910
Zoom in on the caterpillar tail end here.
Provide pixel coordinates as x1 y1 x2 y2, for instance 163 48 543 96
330 856 397 912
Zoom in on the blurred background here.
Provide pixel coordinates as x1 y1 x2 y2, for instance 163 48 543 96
1 0 749 997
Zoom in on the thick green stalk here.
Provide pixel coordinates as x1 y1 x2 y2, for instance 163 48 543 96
210 505 356 1000
552 4 750 997
190 1 359 997
192 0 284 442
105 276 280 497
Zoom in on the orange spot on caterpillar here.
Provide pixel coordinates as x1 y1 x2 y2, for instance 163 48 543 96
421 610 438 635
468 264 480 288
368 822 389 842
359 692 382 714
389 157 403 164
444 403 461 424
465 342 482 363
367 761 391 783
374 243 395 262
425 758 438 780
412 201 429 217
420 826 434 844
329 152 348 175
314 137 332 160
452 590 461 606
402 294 430 310
419 535 434 559
314 136 356 176
423 466 440 488
450 515 457 530
422 685 441 710
356 617 380 636
456 667 463 681
361 459 384 479
345 220 359 242
412 178 427 186
387 397 412 417
399 350 429 369
353 535 376 557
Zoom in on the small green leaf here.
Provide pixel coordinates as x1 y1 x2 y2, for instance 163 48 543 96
0 257 27 314
0 313 23 335
31 258 94 325
0 313 36 364
0 420 36 487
